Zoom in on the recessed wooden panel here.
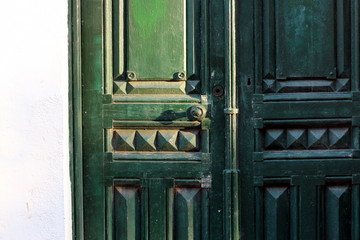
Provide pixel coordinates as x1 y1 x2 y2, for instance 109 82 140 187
275 0 336 79
260 0 351 93
109 0 202 81
264 186 290 240
111 180 208 239
255 184 295 240
127 0 186 80
114 186 142 240
325 185 352 239
173 188 203 240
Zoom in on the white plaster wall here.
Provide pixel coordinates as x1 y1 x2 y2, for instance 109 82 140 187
0 1 70 239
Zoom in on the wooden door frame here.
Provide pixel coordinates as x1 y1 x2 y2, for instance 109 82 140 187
69 0 84 239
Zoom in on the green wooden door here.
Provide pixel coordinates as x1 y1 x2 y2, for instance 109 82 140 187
77 0 360 239
79 0 230 239
238 0 360 239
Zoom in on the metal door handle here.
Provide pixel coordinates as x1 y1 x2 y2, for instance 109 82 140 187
188 105 207 121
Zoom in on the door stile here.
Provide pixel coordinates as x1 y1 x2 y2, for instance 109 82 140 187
224 0 240 239
69 0 84 238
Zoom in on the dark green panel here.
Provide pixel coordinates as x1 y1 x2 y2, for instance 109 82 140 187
238 0 360 239
257 101 353 119
254 160 360 177
145 179 168 240
78 0 223 238
174 188 202 239
114 186 142 240
127 0 185 80
275 0 336 79
325 185 352 239
104 161 210 179
264 186 290 240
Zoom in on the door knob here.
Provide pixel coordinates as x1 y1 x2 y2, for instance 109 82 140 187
188 105 207 121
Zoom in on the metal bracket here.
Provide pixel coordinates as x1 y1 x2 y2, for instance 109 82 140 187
224 108 239 115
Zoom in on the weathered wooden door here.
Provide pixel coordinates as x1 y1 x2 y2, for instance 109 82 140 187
79 0 231 239
76 0 360 239
238 0 360 239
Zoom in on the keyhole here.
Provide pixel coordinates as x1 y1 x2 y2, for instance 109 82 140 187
247 78 251 86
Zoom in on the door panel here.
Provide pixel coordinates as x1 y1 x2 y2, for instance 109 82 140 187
254 178 358 239
109 179 209 240
108 0 201 82
81 0 226 239
239 0 360 239
263 0 350 88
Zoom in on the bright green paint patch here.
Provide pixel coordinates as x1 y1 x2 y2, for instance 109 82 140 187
127 0 186 80
130 0 168 39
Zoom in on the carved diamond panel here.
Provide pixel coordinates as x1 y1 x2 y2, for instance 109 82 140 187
287 129 306 149
265 129 286 150
264 127 351 150
112 129 200 152
329 128 351 149
136 130 157 151
308 128 328 149
178 130 200 151
157 130 178 151
113 130 136 151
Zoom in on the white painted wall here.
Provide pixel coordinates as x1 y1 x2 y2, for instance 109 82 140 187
0 1 70 239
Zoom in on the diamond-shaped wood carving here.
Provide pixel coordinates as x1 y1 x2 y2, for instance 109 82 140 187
186 80 201 94
265 129 286 150
113 80 127 94
157 130 178 151
329 128 350 149
308 128 328 149
178 130 199 151
113 130 136 151
263 79 276 93
287 129 307 149
135 130 157 151
336 78 350 92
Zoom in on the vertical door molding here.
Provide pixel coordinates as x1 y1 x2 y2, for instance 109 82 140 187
224 0 240 239
69 0 84 238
